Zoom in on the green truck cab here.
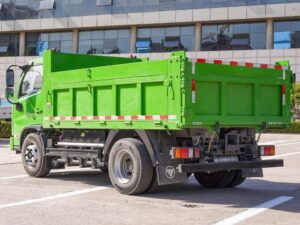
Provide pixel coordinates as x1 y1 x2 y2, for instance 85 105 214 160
5 50 293 194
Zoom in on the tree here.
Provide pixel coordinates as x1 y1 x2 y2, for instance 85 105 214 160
291 83 300 123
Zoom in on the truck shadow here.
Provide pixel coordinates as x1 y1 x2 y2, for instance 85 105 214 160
46 170 300 214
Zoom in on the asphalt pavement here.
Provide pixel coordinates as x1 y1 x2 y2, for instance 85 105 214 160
0 134 299 225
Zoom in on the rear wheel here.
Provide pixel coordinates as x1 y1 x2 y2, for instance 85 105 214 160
108 138 153 195
194 170 237 188
227 170 246 187
21 133 51 177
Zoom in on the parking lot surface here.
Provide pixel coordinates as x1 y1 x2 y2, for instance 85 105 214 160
0 134 299 225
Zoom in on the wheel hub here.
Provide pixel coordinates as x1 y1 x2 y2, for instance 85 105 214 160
114 150 135 184
25 144 39 168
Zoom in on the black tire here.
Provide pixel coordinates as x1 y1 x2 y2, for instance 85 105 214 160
218 171 237 188
194 171 236 188
108 138 153 195
227 170 246 187
145 168 159 193
194 171 224 188
21 133 51 177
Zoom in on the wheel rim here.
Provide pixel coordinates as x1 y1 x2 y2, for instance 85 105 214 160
24 143 39 169
113 150 134 184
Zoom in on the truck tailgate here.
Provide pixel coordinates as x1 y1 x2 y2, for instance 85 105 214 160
185 58 292 129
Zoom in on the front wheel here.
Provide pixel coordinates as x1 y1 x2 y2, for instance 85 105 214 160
21 133 51 177
108 138 153 195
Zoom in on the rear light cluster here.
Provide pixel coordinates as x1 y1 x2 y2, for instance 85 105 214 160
171 147 200 160
259 145 276 156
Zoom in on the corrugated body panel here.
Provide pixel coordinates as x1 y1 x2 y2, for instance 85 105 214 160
142 82 167 115
95 86 114 116
117 84 138 115
74 88 91 116
54 89 71 116
196 82 221 116
227 83 254 116
259 85 282 116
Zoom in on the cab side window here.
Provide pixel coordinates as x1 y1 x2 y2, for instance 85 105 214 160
20 65 43 98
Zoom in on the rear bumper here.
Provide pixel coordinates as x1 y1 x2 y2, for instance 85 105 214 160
177 159 284 173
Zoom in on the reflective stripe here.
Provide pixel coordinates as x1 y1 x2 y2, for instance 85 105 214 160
45 115 177 121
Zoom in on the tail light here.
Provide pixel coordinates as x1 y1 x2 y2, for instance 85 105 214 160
259 145 275 156
171 147 200 160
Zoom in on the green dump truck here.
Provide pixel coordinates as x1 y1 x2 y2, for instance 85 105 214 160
5 50 293 194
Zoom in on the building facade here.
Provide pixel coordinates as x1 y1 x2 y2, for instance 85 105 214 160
0 0 300 95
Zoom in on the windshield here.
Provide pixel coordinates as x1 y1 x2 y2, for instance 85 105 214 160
20 65 43 98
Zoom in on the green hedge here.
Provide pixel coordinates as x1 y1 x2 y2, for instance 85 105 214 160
0 121 11 138
268 122 300 134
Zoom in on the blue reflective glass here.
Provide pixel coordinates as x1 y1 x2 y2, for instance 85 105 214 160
274 20 300 49
0 0 300 20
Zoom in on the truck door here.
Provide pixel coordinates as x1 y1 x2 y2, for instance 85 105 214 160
13 65 44 146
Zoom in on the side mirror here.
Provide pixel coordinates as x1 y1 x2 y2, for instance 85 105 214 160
5 87 14 99
6 69 15 87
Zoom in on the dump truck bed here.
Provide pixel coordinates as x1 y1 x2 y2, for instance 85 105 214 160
43 51 292 131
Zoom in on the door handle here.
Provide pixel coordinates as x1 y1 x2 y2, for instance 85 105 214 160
35 108 43 114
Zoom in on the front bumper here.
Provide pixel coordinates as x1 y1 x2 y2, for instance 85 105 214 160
177 159 284 173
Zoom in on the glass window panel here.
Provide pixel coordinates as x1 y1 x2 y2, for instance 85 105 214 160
79 31 92 40
202 22 266 51
250 32 266 49
181 35 195 51
91 31 104 39
151 28 165 37
176 0 193 10
274 20 300 49
159 0 176 11
61 32 73 41
181 26 195 36
112 0 127 14
15 0 28 20
137 28 151 38
39 0 55 10
92 39 104 53
55 0 69 18
104 39 118 54
118 29 130 38
79 39 92 54
69 0 83 16
166 27 180 36
233 24 250 33
210 0 228 7
105 30 118 39
96 0 112 6
128 0 143 13
144 0 159 12
49 33 61 41
118 38 130 53
250 23 266 33
60 40 73 53
83 0 97 16
0 33 19 56
79 29 131 55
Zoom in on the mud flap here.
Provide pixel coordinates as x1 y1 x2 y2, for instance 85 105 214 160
242 167 263 177
156 165 188 185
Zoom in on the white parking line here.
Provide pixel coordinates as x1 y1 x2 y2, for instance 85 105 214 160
264 151 300 159
214 196 294 225
0 175 28 181
259 140 296 145
0 168 100 181
276 141 300 147
0 186 111 210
